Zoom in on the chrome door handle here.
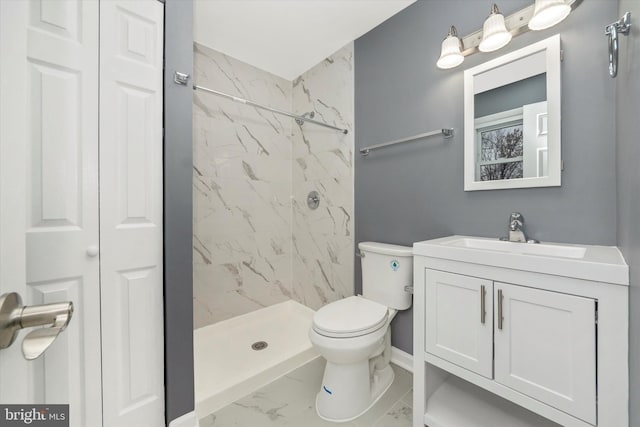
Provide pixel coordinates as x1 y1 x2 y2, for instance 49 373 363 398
0 292 73 360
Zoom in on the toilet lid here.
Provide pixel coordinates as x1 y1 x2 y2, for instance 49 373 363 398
312 296 388 338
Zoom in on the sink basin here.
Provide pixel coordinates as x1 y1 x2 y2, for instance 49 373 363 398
413 235 628 285
448 237 587 259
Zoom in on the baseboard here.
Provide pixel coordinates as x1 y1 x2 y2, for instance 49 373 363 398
169 410 197 427
391 346 413 373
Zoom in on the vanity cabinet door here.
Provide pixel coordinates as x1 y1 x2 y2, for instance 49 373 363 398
494 282 596 425
425 270 493 378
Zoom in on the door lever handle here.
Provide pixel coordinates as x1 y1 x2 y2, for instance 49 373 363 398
0 292 73 360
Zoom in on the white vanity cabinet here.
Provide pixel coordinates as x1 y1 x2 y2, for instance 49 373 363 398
494 282 596 423
425 270 493 379
413 236 629 427
426 269 596 423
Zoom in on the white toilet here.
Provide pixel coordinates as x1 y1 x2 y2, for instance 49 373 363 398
309 241 413 422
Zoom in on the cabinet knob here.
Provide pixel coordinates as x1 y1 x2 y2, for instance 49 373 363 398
86 245 99 257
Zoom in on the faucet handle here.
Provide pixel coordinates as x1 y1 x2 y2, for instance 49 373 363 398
510 212 523 221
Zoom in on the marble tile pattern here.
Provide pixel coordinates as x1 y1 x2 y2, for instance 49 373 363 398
193 43 294 327
193 42 354 327
198 357 413 427
291 43 355 310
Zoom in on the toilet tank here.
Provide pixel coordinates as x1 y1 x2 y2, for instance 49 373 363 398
358 242 413 310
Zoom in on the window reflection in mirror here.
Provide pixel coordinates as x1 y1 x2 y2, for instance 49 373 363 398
474 74 547 181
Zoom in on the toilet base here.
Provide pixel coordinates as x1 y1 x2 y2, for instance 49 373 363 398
315 363 395 423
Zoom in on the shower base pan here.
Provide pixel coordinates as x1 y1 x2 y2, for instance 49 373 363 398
194 300 318 418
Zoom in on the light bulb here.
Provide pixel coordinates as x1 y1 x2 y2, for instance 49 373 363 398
529 0 571 31
436 26 464 69
479 4 512 53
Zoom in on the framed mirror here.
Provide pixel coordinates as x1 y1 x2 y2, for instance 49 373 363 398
464 35 561 191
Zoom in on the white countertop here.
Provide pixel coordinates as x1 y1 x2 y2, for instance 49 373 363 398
413 235 629 286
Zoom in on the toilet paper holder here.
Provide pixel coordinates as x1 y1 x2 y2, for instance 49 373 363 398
0 292 73 360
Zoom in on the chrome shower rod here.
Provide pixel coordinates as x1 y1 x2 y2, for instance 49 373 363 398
193 85 349 134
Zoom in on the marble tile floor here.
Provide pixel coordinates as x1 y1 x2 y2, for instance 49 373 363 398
199 357 413 427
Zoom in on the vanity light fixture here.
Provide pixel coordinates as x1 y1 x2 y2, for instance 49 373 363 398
436 26 465 69
528 0 572 31
436 0 582 70
478 4 512 52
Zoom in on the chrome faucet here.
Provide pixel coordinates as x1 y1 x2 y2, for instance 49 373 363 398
508 212 527 243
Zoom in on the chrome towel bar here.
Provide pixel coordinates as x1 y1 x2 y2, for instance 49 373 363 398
360 128 454 156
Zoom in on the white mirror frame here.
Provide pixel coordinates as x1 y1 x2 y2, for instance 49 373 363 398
464 35 561 191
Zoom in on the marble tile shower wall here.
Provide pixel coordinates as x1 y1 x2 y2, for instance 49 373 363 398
291 44 354 309
193 42 354 328
193 43 293 327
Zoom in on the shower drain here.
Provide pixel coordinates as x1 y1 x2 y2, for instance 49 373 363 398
251 341 268 351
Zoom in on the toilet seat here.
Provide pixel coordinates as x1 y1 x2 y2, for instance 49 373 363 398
312 296 388 338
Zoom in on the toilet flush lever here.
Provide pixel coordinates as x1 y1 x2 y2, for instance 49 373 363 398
404 285 414 294
0 292 73 360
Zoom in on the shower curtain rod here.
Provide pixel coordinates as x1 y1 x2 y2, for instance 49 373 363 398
193 84 349 135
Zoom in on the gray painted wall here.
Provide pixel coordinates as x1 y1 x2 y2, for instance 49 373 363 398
616 0 639 424
164 0 194 423
355 0 618 354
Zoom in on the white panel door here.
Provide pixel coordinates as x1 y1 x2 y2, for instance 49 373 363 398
0 1 103 426
99 1 165 426
425 270 493 378
494 282 596 425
